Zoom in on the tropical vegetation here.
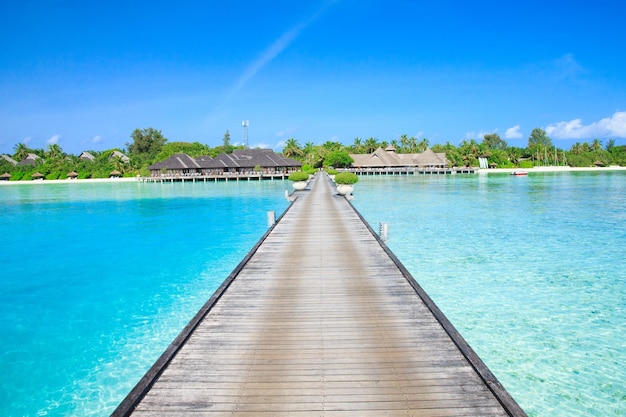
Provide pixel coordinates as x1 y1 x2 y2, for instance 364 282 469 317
281 130 626 169
2 127 625 181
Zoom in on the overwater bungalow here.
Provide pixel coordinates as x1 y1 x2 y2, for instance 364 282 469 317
148 149 302 178
350 146 448 169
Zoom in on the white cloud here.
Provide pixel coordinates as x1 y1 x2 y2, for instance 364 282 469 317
505 125 523 139
23 137 32 145
46 134 61 145
545 111 626 139
251 142 270 149
92 135 103 144
465 130 496 140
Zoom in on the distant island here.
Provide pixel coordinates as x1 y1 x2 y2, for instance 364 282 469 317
2 127 625 182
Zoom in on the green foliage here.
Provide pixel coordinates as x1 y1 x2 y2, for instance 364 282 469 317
323 150 353 168
155 142 211 160
519 160 533 168
528 128 553 148
325 168 339 175
334 172 358 184
482 133 508 150
288 171 309 182
127 127 167 167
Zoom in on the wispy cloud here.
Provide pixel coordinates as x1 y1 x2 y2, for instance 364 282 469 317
505 125 523 139
226 1 338 101
92 135 103 144
546 111 626 139
46 134 61 145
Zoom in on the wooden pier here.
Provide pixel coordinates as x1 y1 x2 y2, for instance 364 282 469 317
347 167 476 175
114 174 525 416
138 173 290 183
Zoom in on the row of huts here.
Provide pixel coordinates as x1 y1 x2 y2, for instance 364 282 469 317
1 150 130 167
148 148 302 177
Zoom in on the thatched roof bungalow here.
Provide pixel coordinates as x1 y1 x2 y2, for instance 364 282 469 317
204 149 301 175
1 172 11 181
1 154 18 166
148 154 204 177
17 153 44 167
67 171 78 179
148 149 302 177
31 172 44 180
109 151 130 163
350 146 448 169
79 151 95 161
110 170 122 178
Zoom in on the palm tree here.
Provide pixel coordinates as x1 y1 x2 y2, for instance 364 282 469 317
399 134 409 152
283 138 303 159
364 137 379 153
302 142 316 166
351 137 363 153
13 143 30 161
46 144 64 160
418 138 429 153
590 139 603 152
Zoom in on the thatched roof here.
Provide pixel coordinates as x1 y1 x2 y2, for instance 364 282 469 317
109 151 130 163
149 149 301 172
79 151 95 161
67 171 78 178
148 153 203 171
31 172 44 179
1 154 18 166
350 147 448 168
17 153 44 167
110 170 122 177
1 172 11 179
205 149 301 169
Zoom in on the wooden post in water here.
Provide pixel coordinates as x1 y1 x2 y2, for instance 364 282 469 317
379 222 389 242
266 210 275 227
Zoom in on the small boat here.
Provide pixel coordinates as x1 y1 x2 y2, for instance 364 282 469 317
511 170 528 176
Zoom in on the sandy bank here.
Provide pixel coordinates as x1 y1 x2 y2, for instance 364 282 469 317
0 177 140 185
480 166 626 174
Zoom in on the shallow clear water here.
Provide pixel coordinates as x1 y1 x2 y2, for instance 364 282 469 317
0 180 290 416
1 173 625 416
351 172 626 417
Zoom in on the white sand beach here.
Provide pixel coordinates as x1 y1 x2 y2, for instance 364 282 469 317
0 177 140 185
480 166 626 174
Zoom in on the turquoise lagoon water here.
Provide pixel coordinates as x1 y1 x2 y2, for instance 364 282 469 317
0 180 290 416
1 173 625 416
352 172 626 417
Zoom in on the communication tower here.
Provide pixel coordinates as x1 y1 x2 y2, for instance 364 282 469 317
242 120 249 148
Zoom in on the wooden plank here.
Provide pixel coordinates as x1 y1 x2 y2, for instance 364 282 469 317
113 174 526 417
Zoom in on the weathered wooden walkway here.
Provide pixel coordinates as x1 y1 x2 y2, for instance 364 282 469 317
114 174 526 416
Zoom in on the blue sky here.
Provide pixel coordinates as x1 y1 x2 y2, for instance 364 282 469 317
1 0 625 155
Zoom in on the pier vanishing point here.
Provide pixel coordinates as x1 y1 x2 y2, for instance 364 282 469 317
114 174 526 416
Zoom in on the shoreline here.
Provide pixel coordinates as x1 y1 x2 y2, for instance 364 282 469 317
480 166 626 174
0 177 140 185
1 166 625 185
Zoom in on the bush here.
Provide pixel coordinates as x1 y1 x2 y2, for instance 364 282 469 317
334 172 358 184
325 168 338 175
288 171 309 182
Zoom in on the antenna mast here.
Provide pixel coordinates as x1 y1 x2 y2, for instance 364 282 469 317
242 120 249 148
